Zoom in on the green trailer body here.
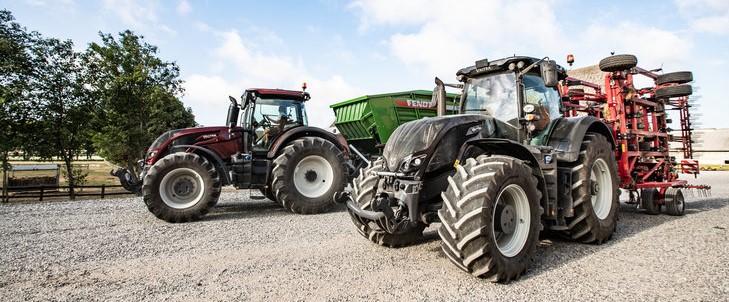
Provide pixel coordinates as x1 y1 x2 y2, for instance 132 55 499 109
330 90 459 156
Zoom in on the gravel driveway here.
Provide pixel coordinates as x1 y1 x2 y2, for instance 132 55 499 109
1 172 727 301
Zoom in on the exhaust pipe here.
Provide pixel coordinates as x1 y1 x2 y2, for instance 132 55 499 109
434 77 447 116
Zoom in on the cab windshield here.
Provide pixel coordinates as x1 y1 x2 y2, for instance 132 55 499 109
462 72 518 125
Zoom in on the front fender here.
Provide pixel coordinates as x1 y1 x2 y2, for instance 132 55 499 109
545 116 615 163
267 126 347 158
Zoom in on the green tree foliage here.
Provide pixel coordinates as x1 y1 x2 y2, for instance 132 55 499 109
84 30 195 181
28 38 96 198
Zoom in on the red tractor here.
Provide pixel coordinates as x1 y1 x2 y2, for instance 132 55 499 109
114 86 351 222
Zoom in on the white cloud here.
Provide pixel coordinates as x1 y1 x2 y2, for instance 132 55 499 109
182 29 364 128
103 0 158 29
676 0 729 35
177 0 192 15
351 0 565 77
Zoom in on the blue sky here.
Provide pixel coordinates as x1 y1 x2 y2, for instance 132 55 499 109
4 0 728 129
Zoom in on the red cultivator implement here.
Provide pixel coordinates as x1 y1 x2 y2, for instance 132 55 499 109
561 54 710 215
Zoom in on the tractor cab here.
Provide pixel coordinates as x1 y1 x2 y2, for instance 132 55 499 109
238 88 310 151
458 56 565 144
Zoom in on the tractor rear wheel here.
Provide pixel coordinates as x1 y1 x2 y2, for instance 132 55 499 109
271 137 347 214
599 54 638 72
664 187 685 216
655 85 692 99
562 134 619 244
348 158 426 247
438 155 542 282
656 71 693 85
142 152 221 222
641 188 661 215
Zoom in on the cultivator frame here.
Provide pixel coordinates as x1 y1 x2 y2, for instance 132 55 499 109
560 55 710 211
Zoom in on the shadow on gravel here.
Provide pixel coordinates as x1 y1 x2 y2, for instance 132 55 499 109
201 199 349 222
520 197 728 281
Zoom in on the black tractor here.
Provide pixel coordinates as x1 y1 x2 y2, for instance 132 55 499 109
339 56 620 282
114 86 350 222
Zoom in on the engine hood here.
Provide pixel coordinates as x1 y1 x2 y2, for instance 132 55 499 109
382 114 490 173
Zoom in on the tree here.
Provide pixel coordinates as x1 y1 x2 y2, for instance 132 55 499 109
85 30 195 181
0 10 42 197
27 38 96 199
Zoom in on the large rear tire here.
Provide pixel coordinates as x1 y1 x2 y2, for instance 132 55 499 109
562 134 619 244
271 137 347 214
438 155 542 282
348 158 426 247
142 152 221 223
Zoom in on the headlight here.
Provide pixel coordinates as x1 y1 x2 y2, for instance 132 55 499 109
400 154 427 173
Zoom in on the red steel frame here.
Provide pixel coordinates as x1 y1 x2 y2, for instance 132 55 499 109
560 66 708 198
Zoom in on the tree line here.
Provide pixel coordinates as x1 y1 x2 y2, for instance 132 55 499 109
1 10 196 199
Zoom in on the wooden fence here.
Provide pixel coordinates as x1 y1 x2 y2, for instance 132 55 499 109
1 184 134 203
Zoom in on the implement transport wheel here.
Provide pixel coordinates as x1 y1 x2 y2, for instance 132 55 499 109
142 152 221 223
271 137 347 214
655 84 692 99
664 187 685 216
348 158 425 247
641 188 661 215
656 71 693 85
562 133 619 244
599 54 638 72
438 155 542 282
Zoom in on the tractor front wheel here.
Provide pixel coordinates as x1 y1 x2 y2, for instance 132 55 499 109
271 137 347 214
438 155 542 282
142 152 221 223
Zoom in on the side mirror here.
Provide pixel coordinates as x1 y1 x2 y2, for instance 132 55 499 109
540 60 559 87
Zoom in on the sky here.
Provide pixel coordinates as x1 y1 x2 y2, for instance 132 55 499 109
3 0 729 129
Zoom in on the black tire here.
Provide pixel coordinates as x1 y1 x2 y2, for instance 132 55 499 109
271 137 347 214
655 85 692 99
641 188 661 215
259 187 277 203
438 155 542 282
348 158 426 247
142 152 221 223
562 134 619 244
599 54 637 72
656 71 693 85
664 187 685 216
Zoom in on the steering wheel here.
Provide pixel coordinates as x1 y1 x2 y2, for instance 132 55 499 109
260 115 273 127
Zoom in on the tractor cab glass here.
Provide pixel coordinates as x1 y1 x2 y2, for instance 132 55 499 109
523 73 562 133
242 96 307 149
462 72 519 126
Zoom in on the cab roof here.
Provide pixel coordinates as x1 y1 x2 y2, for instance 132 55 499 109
456 55 566 79
245 88 310 101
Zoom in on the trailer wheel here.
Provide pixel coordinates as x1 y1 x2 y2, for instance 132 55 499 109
599 54 638 72
656 71 693 85
142 152 221 223
664 187 685 216
438 155 542 282
563 134 619 244
655 84 692 99
271 137 347 214
641 188 661 215
348 158 426 247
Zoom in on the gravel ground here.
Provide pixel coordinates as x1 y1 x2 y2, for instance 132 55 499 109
0 172 727 301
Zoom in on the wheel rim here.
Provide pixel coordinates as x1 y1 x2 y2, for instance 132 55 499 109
492 184 531 258
159 168 205 209
293 155 334 198
590 158 613 220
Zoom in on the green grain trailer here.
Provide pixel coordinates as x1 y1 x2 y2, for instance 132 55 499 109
331 90 458 156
